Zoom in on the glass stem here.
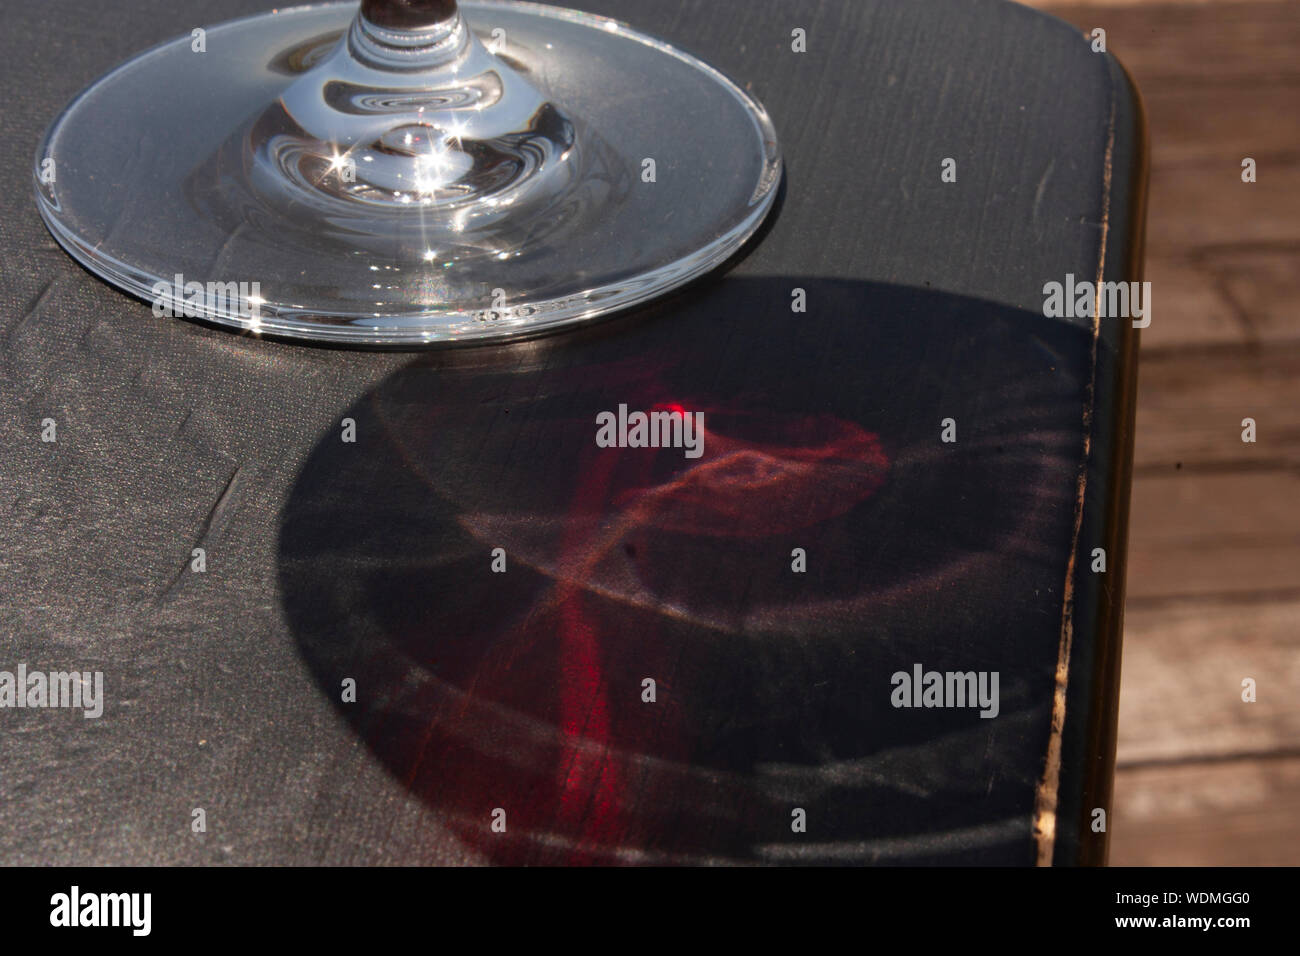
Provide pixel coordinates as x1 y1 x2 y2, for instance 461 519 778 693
360 0 461 30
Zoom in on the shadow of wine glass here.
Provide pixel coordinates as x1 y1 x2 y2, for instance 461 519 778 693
276 275 1099 865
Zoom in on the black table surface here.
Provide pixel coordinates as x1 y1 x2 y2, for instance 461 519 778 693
0 0 1144 864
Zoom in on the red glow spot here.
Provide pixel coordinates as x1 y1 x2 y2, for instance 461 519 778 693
615 411 888 537
652 401 689 417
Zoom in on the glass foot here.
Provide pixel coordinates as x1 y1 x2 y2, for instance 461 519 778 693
34 1 781 346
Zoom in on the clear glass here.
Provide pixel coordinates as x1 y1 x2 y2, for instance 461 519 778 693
33 1 781 346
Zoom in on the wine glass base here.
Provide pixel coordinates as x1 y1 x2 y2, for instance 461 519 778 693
34 1 781 347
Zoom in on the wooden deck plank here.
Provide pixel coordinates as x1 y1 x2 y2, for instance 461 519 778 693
1135 253 1250 349
1037 1 1300 87
1111 756 1300 865
1126 471 1300 599
1144 164 1300 254
1117 598 1300 762
1209 248 1300 345
1140 83 1300 168
1133 346 1300 469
